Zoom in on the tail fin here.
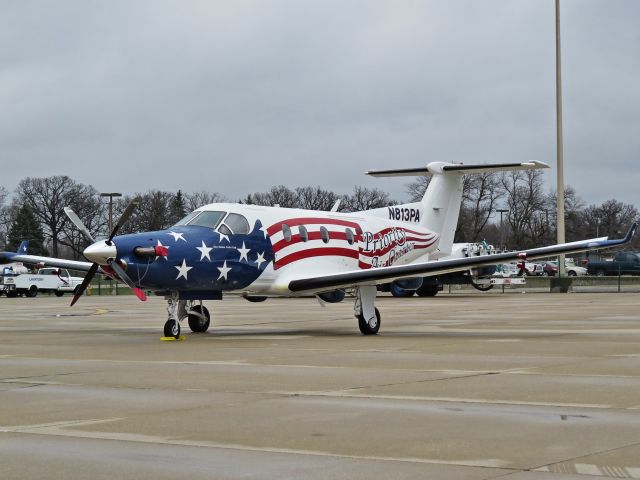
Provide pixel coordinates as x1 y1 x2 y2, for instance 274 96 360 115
365 161 548 257
17 240 29 254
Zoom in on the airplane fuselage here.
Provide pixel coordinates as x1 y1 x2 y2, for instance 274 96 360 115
111 203 439 296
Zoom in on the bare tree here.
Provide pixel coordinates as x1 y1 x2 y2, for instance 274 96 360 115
0 186 9 247
341 186 395 212
500 169 548 248
456 173 504 242
244 186 298 208
185 191 226 211
121 191 175 233
295 186 339 211
582 199 639 243
544 185 585 243
16 176 99 257
405 176 430 203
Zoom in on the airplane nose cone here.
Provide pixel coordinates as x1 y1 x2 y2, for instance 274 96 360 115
83 240 117 264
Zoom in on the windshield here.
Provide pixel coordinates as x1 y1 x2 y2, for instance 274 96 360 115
187 211 226 229
173 211 201 226
173 211 227 229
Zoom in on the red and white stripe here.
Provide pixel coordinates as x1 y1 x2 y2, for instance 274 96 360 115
266 217 438 271
267 217 361 270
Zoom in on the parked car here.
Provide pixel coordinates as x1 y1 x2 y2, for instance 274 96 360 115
540 261 558 277
586 252 640 276
545 260 588 277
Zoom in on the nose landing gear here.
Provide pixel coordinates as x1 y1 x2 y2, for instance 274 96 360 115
164 293 211 338
354 285 381 335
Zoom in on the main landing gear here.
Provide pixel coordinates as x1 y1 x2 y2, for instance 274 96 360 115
164 293 211 338
354 285 381 335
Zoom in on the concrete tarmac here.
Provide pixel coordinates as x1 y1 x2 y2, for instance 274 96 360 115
1 292 640 479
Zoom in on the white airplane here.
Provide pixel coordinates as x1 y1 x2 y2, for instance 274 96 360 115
1 161 635 337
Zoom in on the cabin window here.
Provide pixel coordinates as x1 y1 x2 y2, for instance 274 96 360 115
282 224 292 242
320 226 330 244
218 223 232 236
224 213 250 234
345 228 354 245
299 225 308 242
187 211 226 229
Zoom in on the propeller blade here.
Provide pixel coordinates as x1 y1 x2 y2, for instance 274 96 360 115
64 207 95 243
107 259 147 302
108 200 139 243
70 263 99 307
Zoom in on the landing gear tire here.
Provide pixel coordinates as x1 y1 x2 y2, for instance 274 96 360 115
55 291 64 297
164 319 181 339
416 284 439 297
357 307 381 335
188 305 211 333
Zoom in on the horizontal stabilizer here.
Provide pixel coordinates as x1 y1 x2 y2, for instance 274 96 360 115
366 161 548 177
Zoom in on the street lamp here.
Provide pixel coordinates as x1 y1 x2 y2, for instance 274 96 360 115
555 0 567 277
497 208 509 251
100 192 122 234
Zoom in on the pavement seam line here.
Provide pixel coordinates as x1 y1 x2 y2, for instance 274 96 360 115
527 439 640 474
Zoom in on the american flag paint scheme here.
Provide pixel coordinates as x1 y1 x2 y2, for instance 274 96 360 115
2 160 634 337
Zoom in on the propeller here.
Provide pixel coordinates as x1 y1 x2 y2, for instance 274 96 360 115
65 200 146 306
64 207 95 243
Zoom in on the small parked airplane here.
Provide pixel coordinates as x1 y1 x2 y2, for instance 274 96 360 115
1 161 635 337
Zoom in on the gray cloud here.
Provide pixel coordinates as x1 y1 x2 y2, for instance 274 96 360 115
1 0 638 206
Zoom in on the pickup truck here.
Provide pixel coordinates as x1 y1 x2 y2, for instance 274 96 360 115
1 268 84 297
586 252 640 276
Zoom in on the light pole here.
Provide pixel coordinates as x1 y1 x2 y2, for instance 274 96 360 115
497 208 509 251
100 192 122 234
555 0 567 277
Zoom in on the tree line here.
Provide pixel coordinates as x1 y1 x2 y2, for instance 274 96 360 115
1 172 638 261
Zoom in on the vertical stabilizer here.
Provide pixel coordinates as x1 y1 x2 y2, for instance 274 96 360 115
365 161 549 258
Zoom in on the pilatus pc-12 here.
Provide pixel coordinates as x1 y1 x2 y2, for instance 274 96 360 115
1 162 635 337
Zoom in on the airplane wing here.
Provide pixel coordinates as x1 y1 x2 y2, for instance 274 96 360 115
288 224 637 293
0 252 96 273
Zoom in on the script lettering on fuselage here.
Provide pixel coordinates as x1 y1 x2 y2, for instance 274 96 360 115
388 207 420 223
362 228 407 252
359 227 414 268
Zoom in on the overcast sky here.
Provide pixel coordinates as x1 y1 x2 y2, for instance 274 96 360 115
1 0 638 208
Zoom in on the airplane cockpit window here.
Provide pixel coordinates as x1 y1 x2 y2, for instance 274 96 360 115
320 226 330 243
299 225 308 242
186 211 227 229
223 213 250 235
282 224 292 242
345 228 355 245
173 211 202 226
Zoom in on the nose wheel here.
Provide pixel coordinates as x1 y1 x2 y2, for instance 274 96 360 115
164 318 181 338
